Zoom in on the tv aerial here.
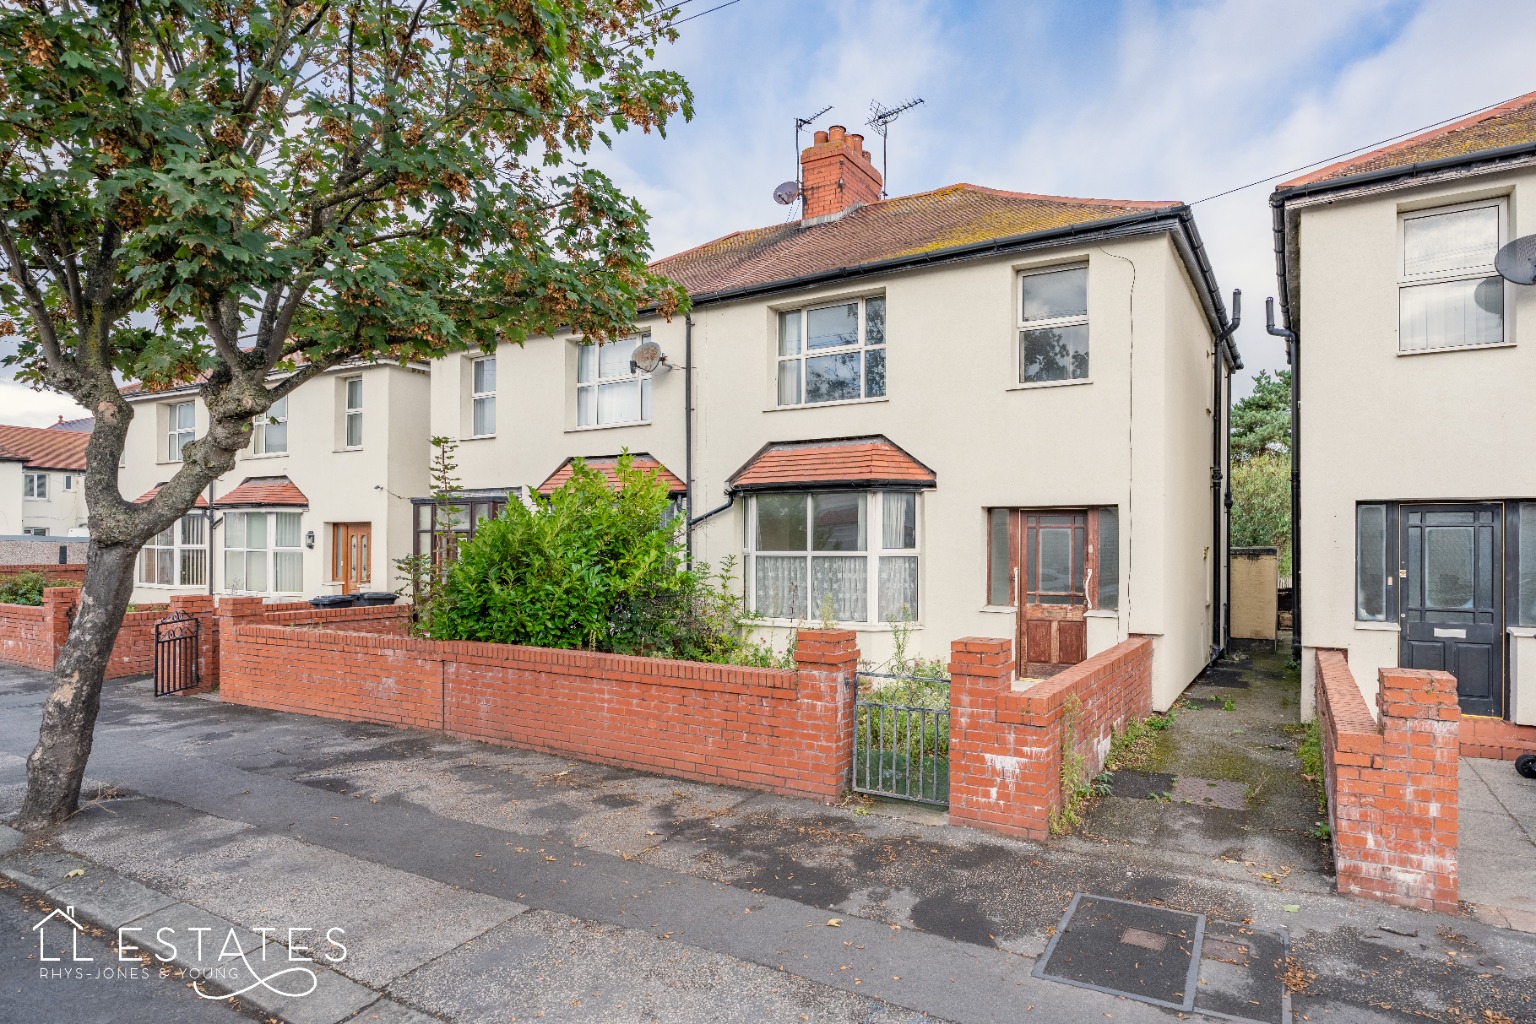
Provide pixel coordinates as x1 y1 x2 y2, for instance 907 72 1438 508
773 105 833 208
866 97 925 197
1495 233 1536 285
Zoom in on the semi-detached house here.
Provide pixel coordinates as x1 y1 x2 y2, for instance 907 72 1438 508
1274 89 1536 756
424 126 1241 706
0 422 90 539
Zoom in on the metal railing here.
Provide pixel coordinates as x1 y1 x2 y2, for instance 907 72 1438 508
852 670 950 805
153 610 200 697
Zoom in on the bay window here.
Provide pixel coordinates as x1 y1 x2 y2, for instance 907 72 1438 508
777 296 885 406
1399 201 1506 352
224 510 303 594
746 490 919 624
577 336 650 427
1018 266 1089 384
138 514 207 587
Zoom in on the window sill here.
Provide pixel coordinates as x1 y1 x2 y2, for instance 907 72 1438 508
566 420 651 433
749 618 922 632
1354 619 1400 632
979 604 1016 614
1006 377 1092 392
1084 608 1119 618
244 452 289 460
459 433 496 442
766 396 889 413
1397 340 1516 357
334 446 364 453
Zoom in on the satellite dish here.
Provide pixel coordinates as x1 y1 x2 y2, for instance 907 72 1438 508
1496 234 1536 285
772 180 801 206
631 340 667 374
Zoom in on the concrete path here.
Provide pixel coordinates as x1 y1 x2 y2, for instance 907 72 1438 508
0 662 1533 1024
1460 756 1536 931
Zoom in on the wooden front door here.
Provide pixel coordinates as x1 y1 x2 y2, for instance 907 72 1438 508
1016 510 1089 675
332 523 372 594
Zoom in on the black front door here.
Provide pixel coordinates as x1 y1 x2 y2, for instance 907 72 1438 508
1400 503 1503 716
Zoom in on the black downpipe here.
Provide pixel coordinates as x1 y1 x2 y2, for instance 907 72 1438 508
689 494 734 528
1211 289 1241 662
683 315 695 565
1266 295 1299 661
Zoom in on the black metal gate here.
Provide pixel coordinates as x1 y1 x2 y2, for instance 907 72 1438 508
852 670 950 805
153 610 200 697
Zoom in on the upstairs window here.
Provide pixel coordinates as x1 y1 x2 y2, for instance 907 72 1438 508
62 474 75 491
166 401 195 462
471 356 497 437
1019 266 1089 384
1399 201 1506 352
252 396 288 455
577 336 650 427
23 472 47 499
777 296 885 406
138 514 207 587
343 377 363 448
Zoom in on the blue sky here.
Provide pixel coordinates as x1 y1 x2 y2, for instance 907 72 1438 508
5 0 1536 423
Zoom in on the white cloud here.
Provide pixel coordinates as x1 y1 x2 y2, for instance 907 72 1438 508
0 379 88 427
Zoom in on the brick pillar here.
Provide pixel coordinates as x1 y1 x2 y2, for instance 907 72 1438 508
947 637 1051 839
41 587 79 667
1369 667 1460 913
214 597 269 694
169 594 216 691
792 629 859 801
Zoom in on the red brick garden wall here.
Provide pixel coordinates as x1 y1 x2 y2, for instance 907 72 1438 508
261 604 412 635
1460 716 1536 762
0 563 87 584
1315 649 1459 914
948 636 1154 841
0 602 51 669
218 619 858 802
105 603 170 680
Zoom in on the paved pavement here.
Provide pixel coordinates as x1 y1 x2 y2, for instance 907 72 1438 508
1460 755 1536 931
0 660 1532 1023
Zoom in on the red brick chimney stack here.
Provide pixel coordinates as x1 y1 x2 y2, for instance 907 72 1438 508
799 125 883 219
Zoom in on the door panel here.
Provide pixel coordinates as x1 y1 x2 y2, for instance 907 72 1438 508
1400 503 1502 716
331 523 373 595
1016 510 1089 675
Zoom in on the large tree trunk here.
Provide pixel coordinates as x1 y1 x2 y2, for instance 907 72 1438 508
16 541 140 830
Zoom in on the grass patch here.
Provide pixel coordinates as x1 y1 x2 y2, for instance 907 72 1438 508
1297 720 1327 815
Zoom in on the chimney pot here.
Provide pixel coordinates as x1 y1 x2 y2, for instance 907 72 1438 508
828 125 846 140
813 129 828 145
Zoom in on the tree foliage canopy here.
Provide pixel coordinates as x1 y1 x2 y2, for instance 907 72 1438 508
1230 368 1291 463
0 0 691 542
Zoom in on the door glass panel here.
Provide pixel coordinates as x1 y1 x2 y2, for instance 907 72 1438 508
1356 504 1387 620
1476 524 1493 609
1424 527 1474 609
988 509 1011 606
1407 526 1421 607
1096 507 1119 611
1520 503 1536 626
1037 529 1072 593
1425 511 1475 526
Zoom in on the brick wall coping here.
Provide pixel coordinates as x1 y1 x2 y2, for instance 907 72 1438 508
949 636 1154 727
1316 649 1383 756
260 605 413 627
0 603 44 617
229 621 803 694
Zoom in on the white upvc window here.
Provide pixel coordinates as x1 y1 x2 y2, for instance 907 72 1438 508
776 296 886 406
744 490 920 625
61 474 75 491
22 472 47 499
343 377 363 448
1018 265 1089 384
166 401 195 462
138 514 207 587
576 335 650 427
22 526 46 537
252 396 288 455
1398 199 1507 353
223 510 304 594
471 356 497 437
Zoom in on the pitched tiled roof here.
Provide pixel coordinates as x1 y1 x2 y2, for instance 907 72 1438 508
1281 91 1536 189
0 423 89 471
650 184 1180 299
47 416 94 432
537 454 686 496
0 441 27 462
727 437 936 492
214 476 309 508
133 484 209 508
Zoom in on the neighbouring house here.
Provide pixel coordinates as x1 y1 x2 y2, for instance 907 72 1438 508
1274 89 1536 756
424 125 1240 706
118 362 430 605
0 423 91 539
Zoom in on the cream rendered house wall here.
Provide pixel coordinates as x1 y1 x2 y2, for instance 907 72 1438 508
433 231 1226 708
1295 168 1536 717
119 363 430 605
0 460 24 536
17 467 88 537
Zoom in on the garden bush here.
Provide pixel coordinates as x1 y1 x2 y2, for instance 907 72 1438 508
0 572 71 606
429 454 765 663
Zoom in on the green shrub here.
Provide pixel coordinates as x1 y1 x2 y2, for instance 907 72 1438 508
0 571 67 606
428 453 757 663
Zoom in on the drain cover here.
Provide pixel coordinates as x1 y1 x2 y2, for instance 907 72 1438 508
1109 769 1175 800
1035 894 1291 1023
1034 894 1203 1009
1170 776 1248 810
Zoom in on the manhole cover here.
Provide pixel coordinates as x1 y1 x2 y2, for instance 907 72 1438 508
1169 776 1248 810
1109 770 1175 800
1035 894 1290 1023
1034 894 1203 1009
